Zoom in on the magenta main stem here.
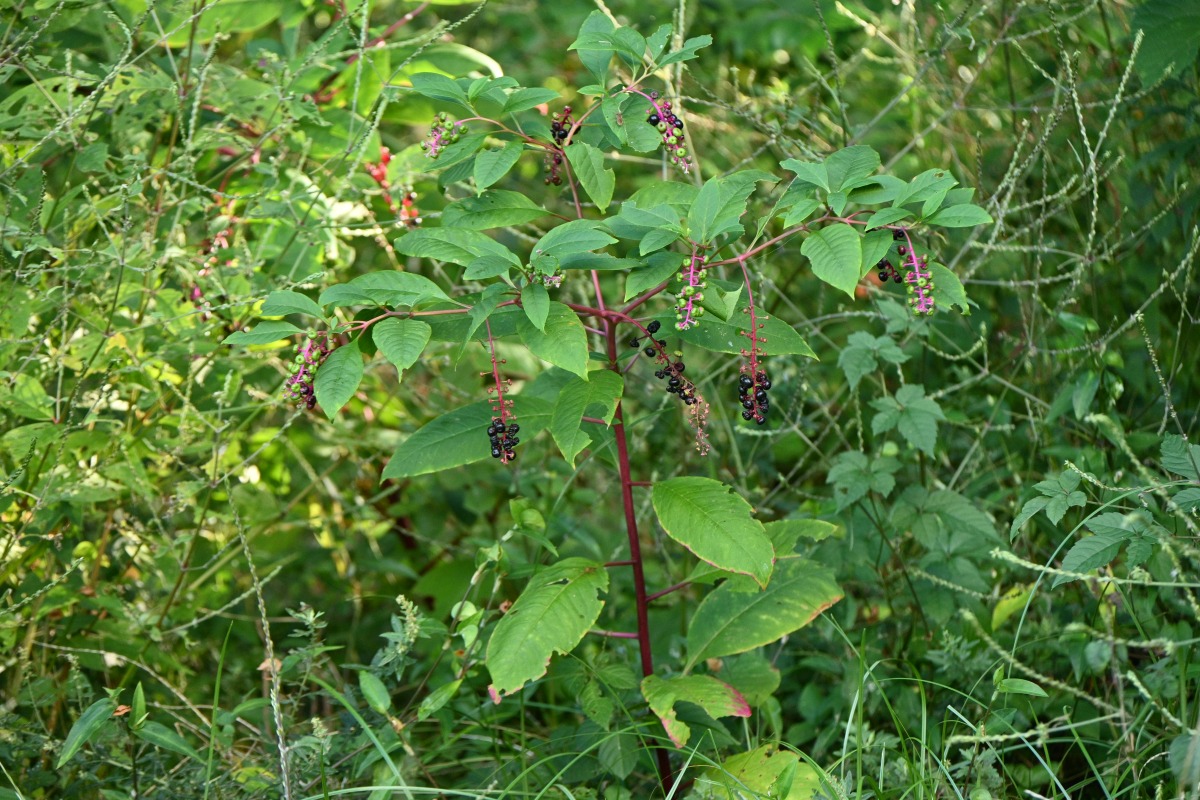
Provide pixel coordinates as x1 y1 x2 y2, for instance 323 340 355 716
604 319 675 795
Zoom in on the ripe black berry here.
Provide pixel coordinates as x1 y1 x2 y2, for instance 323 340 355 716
507 423 519 434
647 320 661 334
742 409 754 420
739 375 753 389
647 113 660 125
491 447 502 458
644 346 657 357
628 337 640 348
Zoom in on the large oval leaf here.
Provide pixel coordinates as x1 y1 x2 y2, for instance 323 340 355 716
641 674 750 747
800 223 862 298
516 302 590 379
313 340 364 419
372 318 431 375
685 558 842 670
486 558 609 698
652 477 774 587
381 397 552 479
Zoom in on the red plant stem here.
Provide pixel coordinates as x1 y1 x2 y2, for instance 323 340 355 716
604 319 674 793
605 560 635 567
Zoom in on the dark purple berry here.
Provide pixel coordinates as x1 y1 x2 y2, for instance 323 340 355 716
507 436 519 446
644 346 657 357
673 119 683 129
491 447 502 458
668 377 681 389
739 375 753 389
674 363 685 373
754 414 767 425
654 370 665 379
628 337 640 348
492 418 503 427
760 378 772 391
742 409 754 420
507 423 519 434
647 320 661 334
490 435 500 446
647 114 660 125
505 449 516 461
742 398 755 410
754 388 768 402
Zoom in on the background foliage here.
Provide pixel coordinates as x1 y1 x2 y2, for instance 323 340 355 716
2 0 1198 798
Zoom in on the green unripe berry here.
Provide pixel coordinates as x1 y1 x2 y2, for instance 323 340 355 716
657 122 668 132
675 147 688 157
693 306 705 317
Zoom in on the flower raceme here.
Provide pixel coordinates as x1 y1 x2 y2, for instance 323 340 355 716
284 331 333 410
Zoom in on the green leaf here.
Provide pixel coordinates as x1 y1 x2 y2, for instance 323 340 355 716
642 674 749 747
1009 496 1050 540
261 290 324 318
486 558 609 698
652 477 774 587
394 228 519 269
502 87 560 115
780 158 830 192
870 384 945 456
417 679 462 721
780 197 821 227
801 223 862 298
598 731 640 779
865 207 913 229
1133 0 1200 83
625 252 685 301
1173 488 1200 512
765 519 840 554
925 203 993 228
57 698 115 768
381 397 552 479
473 141 525 190
313 339 364 419
827 451 900 511
517 301 590 379
373 318 431 376
1055 529 1129 587
686 558 843 670
703 746 823 800
657 34 713 67
825 145 880 191
409 72 470 108
571 12 615 82
930 262 969 314
895 169 958 207
533 219 617 259
860 229 894 277
133 721 204 763
549 371 623 467
223 320 301 345
995 678 1048 698
672 303 817 359
564 142 615 213
611 27 648 65
837 331 909 389
687 177 723 244
359 671 392 715
463 255 515 280
522 283 550 331
1162 434 1200 480
319 271 451 308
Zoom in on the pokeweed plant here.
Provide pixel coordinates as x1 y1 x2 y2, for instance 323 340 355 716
227 12 991 793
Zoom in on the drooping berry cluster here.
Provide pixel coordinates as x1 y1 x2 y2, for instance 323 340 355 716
875 259 902 283
544 106 574 186
284 331 333 410
645 92 691 174
898 245 935 316
421 113 467 160
486 418 520 461
631 321 699 407
737 369 772 425
674 250 708 330
365 147 422 227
